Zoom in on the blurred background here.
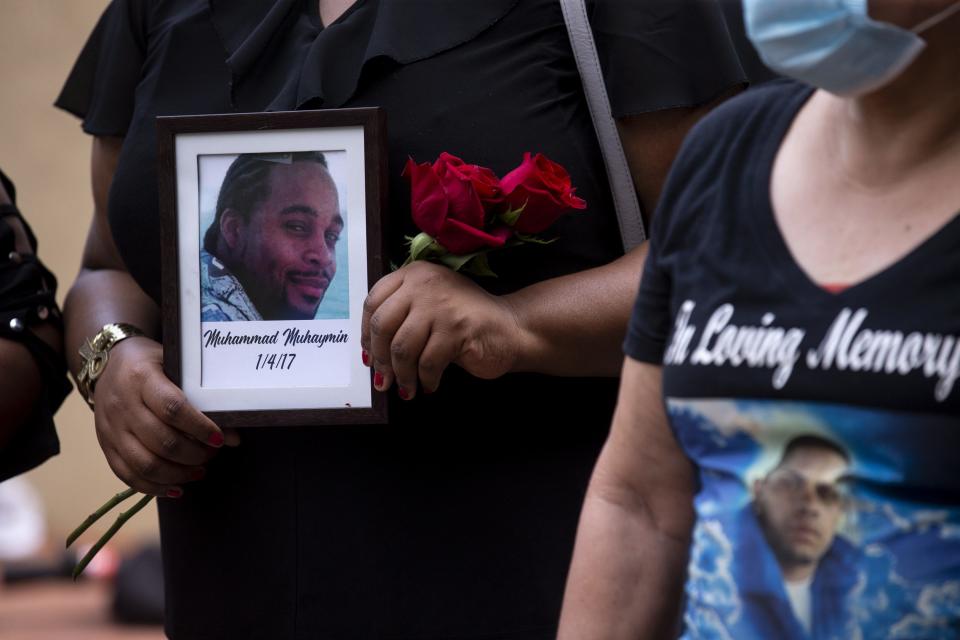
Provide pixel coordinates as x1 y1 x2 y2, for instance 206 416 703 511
1 2 164 637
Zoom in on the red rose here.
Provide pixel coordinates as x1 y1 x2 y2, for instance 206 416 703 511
404 153 510 255
500 152 586 234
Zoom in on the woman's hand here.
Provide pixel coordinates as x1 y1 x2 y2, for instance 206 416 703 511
92 336 231 497
360 261 527 399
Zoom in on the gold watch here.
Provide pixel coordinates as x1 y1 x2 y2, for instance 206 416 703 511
76 323 145 408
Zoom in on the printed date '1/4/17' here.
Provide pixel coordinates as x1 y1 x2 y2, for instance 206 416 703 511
255 353 297 370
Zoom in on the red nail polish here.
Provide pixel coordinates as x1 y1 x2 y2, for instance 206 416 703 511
374 371 384 388
192 468 206 481
362 350 370 366
398 387 409 400
167 488 183 499
207 432 224 447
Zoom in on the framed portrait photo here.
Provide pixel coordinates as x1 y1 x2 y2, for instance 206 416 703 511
157 108 387 426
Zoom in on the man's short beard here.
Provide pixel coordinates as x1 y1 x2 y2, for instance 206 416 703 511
228 260 285 320
754 502 819 569
771 542 818 568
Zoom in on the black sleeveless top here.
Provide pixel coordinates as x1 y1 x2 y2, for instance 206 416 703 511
57 2 751 637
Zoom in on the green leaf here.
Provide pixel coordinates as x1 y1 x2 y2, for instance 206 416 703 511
403 232 450 268
515 233 557 246
438 250 486 272
461 253 498 278
499 201 527 227
408 232 440 261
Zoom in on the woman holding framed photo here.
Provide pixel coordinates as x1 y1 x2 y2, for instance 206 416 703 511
57 1 756 637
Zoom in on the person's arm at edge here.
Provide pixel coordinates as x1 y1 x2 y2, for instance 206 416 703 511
557 357 696 638
0 342 43 449
63 137 229 498
0 179 61 448
64 137 159 369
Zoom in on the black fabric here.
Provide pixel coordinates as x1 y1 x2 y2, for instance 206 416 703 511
56 2 752 638
718 0 778 87
0 171 15 202
625 79 960 414
55 0 148 136
0 170 69 482
112 544 165 625
210 0 323 110
591 0 747 116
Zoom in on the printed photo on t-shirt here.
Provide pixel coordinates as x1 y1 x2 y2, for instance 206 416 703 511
668 398 960 640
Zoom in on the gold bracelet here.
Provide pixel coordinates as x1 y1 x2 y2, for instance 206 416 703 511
76 323 145 408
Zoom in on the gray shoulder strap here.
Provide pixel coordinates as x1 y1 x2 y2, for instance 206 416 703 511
559 0 646 250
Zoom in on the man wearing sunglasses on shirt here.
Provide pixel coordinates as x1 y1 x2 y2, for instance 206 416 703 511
728 435 860 640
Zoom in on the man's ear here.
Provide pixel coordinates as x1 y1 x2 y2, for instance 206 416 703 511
220 208 245 251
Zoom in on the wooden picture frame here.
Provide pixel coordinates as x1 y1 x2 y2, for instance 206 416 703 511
157 108 388 426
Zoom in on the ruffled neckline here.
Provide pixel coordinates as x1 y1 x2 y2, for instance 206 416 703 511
209 0 520 111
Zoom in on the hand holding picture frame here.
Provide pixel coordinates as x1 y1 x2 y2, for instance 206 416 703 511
158 108 388 426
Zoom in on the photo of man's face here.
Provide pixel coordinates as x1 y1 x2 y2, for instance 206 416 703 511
753 438 849 573
200 152 346 323
221 162 341 320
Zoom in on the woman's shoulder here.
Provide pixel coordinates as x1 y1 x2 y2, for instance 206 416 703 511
55 0 211 134
649 81 810 249
687 79 811 154
663 79 811 198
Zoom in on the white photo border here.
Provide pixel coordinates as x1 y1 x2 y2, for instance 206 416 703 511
158 110 387 426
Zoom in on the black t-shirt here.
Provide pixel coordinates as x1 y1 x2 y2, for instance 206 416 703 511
57 1 752 637
626 80 960 639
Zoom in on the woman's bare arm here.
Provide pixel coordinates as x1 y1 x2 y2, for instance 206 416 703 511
558 358 696 638
64 136 160 373
63 137 228 498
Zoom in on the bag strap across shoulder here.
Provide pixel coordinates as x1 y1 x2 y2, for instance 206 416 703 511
559 0 646 251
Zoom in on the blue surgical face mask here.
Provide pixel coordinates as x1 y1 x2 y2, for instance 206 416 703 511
744 0 960 97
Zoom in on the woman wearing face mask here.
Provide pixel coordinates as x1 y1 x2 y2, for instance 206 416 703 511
559 1 960 638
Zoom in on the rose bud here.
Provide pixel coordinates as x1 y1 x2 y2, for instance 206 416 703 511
501 152 586 234
404 153 511 255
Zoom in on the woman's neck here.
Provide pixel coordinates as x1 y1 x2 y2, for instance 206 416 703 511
318 0 357 28
822 17 960 188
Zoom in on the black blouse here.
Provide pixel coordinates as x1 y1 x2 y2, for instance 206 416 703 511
57 2 751 637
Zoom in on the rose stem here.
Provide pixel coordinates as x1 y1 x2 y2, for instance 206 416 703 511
72 493 154 581
66 487 139 549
